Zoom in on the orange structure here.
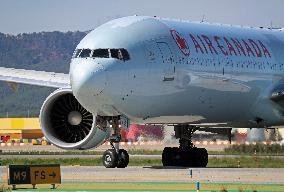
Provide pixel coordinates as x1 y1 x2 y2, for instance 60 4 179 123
0 118 43 140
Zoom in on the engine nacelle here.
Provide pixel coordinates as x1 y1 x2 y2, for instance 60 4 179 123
40 88 110 150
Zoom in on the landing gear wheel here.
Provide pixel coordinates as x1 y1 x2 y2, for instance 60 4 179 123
117 149 129 168
101 116 130 168
162 147 208 167
102 149 118 168
161 125 210 167
196 148 208 167
169 147 180 166
162 147 180 166
162 147 172 166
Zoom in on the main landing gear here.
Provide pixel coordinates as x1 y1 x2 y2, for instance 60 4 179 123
162 125 208 167
102 117 129 168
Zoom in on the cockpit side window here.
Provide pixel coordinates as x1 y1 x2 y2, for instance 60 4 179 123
110 49 130 61
79 49 92 58
120 49 130 61
92 49 110 58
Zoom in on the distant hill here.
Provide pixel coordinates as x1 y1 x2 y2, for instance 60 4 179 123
0 31 87 117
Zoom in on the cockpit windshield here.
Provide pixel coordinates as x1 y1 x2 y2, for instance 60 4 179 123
80 49 92 58
73 49 82 58
72 48 130 61
92 49 109 58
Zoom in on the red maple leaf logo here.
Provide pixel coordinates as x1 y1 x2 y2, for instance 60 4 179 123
171 30 190 56
176 34 188 49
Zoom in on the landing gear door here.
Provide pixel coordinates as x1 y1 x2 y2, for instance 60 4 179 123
156 42 175 81
120 115 130 131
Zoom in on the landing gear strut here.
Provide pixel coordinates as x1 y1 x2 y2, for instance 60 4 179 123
102 117 129 168
162 125 208 167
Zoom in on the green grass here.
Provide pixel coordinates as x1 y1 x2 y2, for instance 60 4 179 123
0 149 163 156
1 182 283 192
1 157 284 168
224 143 284 155
1 144 284 156
208 157 284 168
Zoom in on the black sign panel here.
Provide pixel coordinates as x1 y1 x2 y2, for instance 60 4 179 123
9 165 31 185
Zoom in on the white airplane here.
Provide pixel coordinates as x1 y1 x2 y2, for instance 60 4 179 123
1 16 284 168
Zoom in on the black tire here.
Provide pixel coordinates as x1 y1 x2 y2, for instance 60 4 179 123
102 149 118 168
179 148 191 167
171 147 180 166
162 147 172 166
162 147 181 166
196 148 208 167
117 149 129 168
181 148 208 167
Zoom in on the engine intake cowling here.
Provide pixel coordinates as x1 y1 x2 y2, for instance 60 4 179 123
40 88 110 150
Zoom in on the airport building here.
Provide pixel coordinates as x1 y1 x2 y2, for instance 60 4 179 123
0 117 283 143
0 118 163 142
0 118 43 141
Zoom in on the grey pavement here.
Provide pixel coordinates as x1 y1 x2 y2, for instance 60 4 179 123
1 166 284 184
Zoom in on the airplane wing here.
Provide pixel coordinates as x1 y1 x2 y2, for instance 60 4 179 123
0 67 70 88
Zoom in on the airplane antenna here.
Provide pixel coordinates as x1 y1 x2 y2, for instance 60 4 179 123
201 14 206 23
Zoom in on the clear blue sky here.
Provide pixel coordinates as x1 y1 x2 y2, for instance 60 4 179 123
0 0 283 34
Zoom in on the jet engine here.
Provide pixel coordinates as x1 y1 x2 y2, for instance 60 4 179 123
40 88 110 150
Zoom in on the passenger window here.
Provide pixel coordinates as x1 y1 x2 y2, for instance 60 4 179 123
92 49 109 58
79 49 92 58
72 49 82 58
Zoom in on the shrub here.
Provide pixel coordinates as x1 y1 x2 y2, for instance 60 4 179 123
224 143 284 154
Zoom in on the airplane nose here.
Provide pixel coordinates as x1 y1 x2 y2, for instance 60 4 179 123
70 59 107 104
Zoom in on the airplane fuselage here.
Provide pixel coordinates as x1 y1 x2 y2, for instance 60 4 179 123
70 16 284 128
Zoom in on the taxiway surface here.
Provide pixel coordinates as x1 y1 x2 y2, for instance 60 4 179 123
1 166 284 184
1 166 284 191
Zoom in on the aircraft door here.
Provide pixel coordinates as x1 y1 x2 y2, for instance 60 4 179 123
156 42 175 81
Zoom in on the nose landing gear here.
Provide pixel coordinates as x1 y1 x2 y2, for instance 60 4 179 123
162 125 208 167
102 148 118 168
102 117 129 168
